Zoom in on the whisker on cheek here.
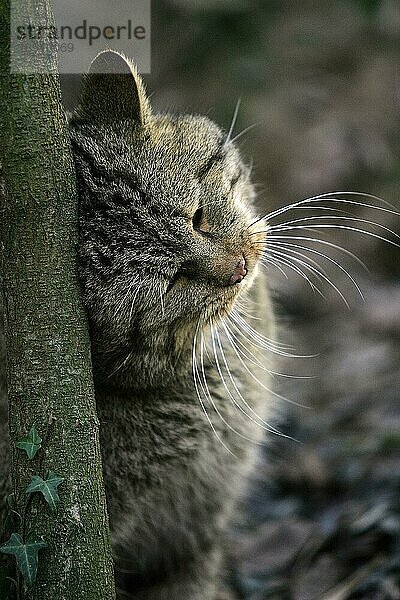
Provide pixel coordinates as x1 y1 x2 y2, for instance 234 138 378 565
265 246 352 307
247 191 399 230
192 324 236 456
264 240 364 300
221 318 307 417
268 215 400 240
211 324 279 435
261 249 326 299
207 326 264 444
253 235 369 268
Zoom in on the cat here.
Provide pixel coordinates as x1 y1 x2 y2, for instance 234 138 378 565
68 50 275 600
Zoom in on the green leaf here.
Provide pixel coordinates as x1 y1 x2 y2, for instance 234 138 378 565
0 533 46 585
25 472 65 512
15 425 42 459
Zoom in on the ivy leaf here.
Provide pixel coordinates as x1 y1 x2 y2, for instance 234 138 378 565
25 472 65 512
0 533 46 585
15 426 42 459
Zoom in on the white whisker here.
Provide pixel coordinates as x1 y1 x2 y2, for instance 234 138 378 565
159 282 165 315
259 255 289 279
229 123 258 145
213 324 290 433
261 250 326 299
128 276 150 324
209 325 267 441
253 191 399 228
257 234 369 270
267 224 400 249
229 309 316 358
268 215 400 242
222 317 313 381
107 348 134 380
264 246 351 308
266 240 364 300
247 205 356 232
114 277 139 320
224 98 241 146
192 324 235 456
222 319 308 414
235 297 263 320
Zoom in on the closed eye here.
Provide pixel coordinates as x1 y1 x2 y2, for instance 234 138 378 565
192 205 204 230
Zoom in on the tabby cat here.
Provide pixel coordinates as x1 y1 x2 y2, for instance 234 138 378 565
69 50 274 599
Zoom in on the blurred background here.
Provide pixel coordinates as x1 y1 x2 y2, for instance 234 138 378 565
7 0 400 598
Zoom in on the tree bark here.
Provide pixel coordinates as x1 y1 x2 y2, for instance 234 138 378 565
0 1 116 598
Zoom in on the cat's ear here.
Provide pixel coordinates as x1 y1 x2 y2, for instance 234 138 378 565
74 50 151 126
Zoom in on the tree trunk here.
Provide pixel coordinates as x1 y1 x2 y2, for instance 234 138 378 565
0 1 116 598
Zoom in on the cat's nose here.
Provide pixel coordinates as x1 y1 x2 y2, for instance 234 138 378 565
229 257 247 285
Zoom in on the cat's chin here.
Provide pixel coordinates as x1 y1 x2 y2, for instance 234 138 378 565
201 289 244 324
162 285 244 330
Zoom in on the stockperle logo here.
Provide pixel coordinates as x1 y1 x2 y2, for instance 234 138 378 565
11 0 151 74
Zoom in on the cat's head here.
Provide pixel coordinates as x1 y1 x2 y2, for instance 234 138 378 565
69 50 265 389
